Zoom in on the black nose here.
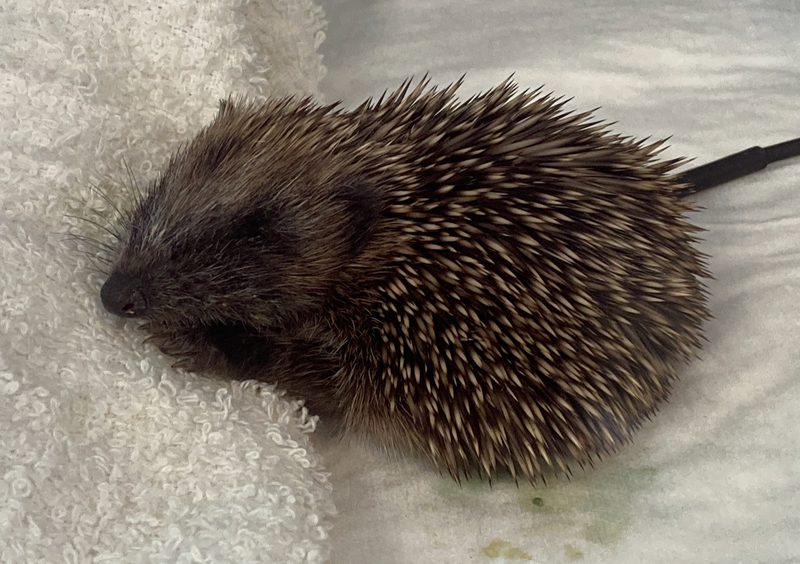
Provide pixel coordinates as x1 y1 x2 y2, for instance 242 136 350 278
101 271 148 317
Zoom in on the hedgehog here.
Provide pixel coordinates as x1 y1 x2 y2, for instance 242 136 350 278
96 77 799 482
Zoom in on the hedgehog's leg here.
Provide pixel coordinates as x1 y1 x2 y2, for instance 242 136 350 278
142 322 232 373
261 337 345 417
203 322 344 417
144 321 344 417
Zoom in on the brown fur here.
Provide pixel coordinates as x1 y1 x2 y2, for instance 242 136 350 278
102 78 709 481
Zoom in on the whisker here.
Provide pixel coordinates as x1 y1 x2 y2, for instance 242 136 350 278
73 251 111 274
62 233 117 255
122 155 146 205
86 180 126 222
82 205 121 232
74 249 112 265
65 214 123 242
84 263 109 276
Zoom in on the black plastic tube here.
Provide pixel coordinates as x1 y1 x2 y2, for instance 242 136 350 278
676 137 800 197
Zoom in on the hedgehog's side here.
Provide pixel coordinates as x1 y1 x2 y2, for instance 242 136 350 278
105 78 709 482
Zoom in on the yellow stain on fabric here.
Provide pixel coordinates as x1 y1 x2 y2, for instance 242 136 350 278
480 539 533 560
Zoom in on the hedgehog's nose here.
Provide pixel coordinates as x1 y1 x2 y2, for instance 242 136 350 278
101 271 148 318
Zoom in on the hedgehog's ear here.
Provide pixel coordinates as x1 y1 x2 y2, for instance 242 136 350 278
332 181 382 256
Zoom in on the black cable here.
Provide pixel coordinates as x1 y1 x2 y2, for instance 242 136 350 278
675 137 800 198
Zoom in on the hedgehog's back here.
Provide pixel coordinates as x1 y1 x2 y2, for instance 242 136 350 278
339 79 709 480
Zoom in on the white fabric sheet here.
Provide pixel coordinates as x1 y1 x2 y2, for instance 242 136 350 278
315 1 800 563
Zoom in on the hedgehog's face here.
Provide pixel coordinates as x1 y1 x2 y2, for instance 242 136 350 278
101 184 381 330
101 192 303 329
100 104 383 331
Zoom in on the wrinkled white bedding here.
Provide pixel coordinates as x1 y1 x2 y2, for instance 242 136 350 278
316 1 800 562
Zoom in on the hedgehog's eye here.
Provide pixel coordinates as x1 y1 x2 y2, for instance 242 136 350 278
231 209 272 241
229 208 298 255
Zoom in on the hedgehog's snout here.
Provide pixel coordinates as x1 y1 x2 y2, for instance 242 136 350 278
101 271 148 318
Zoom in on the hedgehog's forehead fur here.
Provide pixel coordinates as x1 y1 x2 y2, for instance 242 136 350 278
107 77 709 481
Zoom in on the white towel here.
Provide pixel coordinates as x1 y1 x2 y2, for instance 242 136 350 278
0 1 335 562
